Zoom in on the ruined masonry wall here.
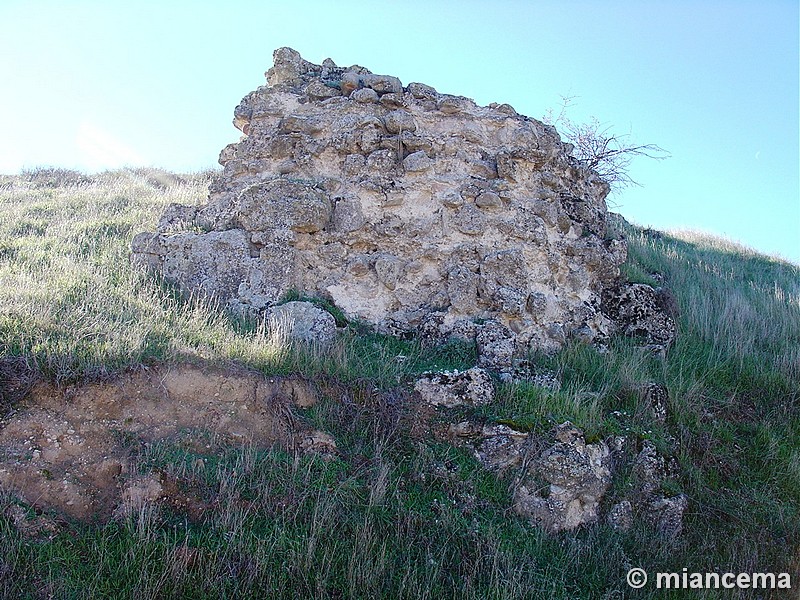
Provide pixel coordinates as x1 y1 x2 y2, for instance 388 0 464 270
132 47 627 357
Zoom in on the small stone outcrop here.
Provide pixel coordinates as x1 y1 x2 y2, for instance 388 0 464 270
132 47 630 363
612 440 688 537
414 367 494 408
448 421 613 532
449 422 529 473
441 413 686 535
602 282 677 351
513 423 613 533
263 300 337 346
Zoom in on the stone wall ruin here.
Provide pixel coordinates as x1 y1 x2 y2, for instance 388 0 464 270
132 47 630 362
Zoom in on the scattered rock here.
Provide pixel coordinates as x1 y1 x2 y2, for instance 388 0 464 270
114 474 164 519
513 422 613 533
429 403 687 537
612 439 688 537
297 430 338 458
501 360 561 388
646 493 688 538
607 500 634 531
473 425 529 473
264 301 337 346
448 421 529 474
3 503 59 538
631 440 666 497
643 383 669 423
414 367 493 408
602 283 677 351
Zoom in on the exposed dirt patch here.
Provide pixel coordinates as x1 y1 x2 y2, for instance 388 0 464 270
0 363 333 521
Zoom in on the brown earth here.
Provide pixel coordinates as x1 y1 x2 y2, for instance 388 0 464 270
0 363 332 521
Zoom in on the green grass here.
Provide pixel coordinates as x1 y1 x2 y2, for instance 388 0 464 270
1 169 798 598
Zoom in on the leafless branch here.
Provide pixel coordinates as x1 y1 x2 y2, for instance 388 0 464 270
544 96 670 195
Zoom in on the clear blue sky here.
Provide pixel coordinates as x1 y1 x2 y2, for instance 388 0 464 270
2 0 798 263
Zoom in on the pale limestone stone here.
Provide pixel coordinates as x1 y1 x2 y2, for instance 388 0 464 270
513 422 613 533
264 301 337 346
350 87 379 104
403 150 433 172
384 109 417 134
475 191 502 209
414 367 494 408
132 48 629 363
341 72 402 96
305 79 341 100
476 321 515 369
406 82 438 99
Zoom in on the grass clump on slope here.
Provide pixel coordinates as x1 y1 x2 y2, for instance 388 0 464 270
0 169 798 599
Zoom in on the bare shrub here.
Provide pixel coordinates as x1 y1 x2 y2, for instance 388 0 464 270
544 96 669 195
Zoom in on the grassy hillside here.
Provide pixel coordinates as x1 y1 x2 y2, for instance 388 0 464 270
0 168 798 599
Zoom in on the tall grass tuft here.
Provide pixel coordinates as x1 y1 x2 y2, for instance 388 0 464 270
0 171 798 598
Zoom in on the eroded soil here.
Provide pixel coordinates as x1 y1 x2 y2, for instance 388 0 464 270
0 363 332 521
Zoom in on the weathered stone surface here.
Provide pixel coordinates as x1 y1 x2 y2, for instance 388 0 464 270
610 439 688 536
297 430 338 458
350 87 379 104
264 301 337 346
132 47 628 363
414 367 493 408
384 109 417 134
634 441 688 534
607 500 634 531
403 150 433 172
476 321 516 369
449 421 529 473
602 283 677 350
132 229 255 300
440 415 685 536
646 493 688 538
157 203 199 232
513 422 613 533
643 383 669 423
448 420 613 532
234 180 332 233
